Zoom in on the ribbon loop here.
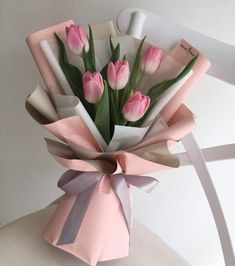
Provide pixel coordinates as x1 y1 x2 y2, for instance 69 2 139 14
58 170 103 195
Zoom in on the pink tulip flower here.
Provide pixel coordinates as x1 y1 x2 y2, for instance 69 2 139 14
140 45 163 74
122 91 150 122
66 24 89 56
107 60 130 90
83 71 104 103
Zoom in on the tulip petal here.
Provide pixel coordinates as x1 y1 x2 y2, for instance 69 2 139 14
107 62 117 90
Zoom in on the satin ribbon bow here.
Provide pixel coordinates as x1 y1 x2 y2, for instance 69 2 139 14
56 170 158 245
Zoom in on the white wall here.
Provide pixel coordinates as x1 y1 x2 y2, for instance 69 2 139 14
0 1 234 266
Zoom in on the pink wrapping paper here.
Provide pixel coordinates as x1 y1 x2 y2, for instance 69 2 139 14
26 20 211 266
161 39 211 122
27 100 195 266
43 177 131 265
26 20 74 94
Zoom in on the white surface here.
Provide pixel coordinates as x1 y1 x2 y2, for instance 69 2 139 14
0 1 235 266
0 203 189 266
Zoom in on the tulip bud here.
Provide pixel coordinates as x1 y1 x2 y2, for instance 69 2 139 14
140 45 163 74
66 24 89 56
83 71 104 103
122 91 150 122
107 60 130 90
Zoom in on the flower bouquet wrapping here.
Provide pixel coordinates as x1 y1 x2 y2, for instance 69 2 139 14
25 19 211 265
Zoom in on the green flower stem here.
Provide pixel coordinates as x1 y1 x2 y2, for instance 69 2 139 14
88 25 96 72
119 87 126 110
115 89 119 111
133 72 144 91
122 119 128 126
82 49 90 71
109 88 119 125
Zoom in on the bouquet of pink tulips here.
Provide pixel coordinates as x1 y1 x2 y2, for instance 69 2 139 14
25 20 210 266
55 24 196 145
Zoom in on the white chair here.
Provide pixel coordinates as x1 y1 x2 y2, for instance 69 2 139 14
117 7 235 266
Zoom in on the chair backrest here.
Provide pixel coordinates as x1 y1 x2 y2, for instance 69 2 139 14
116 8 235 266
117 7 235 86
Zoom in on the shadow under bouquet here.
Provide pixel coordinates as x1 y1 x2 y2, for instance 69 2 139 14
25 20 210 266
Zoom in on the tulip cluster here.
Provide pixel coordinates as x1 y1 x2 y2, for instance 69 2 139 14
65 24 161 124
55 23 195 142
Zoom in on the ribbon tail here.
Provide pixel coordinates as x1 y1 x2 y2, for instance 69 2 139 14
57 183 97 245
110 175 132 232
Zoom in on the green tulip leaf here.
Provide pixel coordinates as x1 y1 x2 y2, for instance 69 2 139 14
95 81 110 143
109 35 115 54
54 33 83 97
88 25 96 72
111 43 120 62
122 37 146 105
54 33 95 119
109 87 119 125
128 36 146 89
82 48 92 72
147 55 198 102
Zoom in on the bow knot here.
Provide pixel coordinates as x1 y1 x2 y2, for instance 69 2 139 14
57 169 158 245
